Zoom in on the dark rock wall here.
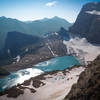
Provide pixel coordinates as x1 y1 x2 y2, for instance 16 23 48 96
69 2 100 44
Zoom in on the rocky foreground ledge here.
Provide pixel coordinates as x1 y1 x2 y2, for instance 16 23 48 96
0 66 85 100
64 55 100 100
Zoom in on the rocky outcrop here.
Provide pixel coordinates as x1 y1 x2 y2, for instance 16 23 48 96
64 55 100 100
69 2 100 44
0 67 10 76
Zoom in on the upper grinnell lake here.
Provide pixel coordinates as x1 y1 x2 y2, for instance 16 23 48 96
0 56 80 92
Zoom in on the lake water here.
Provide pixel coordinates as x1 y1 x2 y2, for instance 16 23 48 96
0 56 80 92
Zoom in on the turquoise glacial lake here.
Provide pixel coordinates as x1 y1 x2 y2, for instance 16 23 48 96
0 56 80 92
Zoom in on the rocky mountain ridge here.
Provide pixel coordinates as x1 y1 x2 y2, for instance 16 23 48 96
69 2 100 44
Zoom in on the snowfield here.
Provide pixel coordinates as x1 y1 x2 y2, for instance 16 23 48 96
63 37 100 64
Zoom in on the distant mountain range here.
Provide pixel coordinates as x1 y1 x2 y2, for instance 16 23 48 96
0 16 72 50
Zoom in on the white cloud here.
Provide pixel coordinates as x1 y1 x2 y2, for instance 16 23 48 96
45 1 57 7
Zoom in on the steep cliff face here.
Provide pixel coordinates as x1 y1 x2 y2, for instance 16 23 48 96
69 2 100 44
4 31 42 56
64 55 100 100
4 31 42 57
58 27 70 40
0 31 43 66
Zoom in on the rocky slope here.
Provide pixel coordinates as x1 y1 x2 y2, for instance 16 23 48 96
64 55 100 100
4 31 42 56
0 28 68 73
69 2 100 44
0 31 43 67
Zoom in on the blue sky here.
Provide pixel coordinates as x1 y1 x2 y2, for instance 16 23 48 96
0 0 100 22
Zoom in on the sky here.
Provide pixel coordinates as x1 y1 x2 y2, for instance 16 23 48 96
0 0 100 23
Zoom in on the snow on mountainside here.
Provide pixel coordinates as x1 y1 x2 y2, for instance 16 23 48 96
86 10 100 15
63 37 100 64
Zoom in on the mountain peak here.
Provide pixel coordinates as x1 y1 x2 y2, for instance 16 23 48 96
51 16 70 24
53 16 60 19
1 16 6 18
52 16 63 20
38 16 64 22
0 16 7 19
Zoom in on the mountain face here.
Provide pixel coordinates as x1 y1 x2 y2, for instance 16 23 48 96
44 27 70 40
58 27 70 40
0 31 43 66
4 31 42 57
64 55 100 100
0 67 10 76
0 28 68 71
69 2 100 44
0 16 71 50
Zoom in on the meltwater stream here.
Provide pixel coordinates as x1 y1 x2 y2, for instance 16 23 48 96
0 56 80 92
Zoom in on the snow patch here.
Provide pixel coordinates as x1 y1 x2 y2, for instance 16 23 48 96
25 48 29 52
7 49 10 54
16 55 21 62
63 37 100 64
46 43 57 57
86 10 100 15
52 32 58 35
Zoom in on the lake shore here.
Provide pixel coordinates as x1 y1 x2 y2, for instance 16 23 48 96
0 65 85 100
0 56 54 79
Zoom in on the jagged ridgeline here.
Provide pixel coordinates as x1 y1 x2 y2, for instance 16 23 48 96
0 16 71 50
